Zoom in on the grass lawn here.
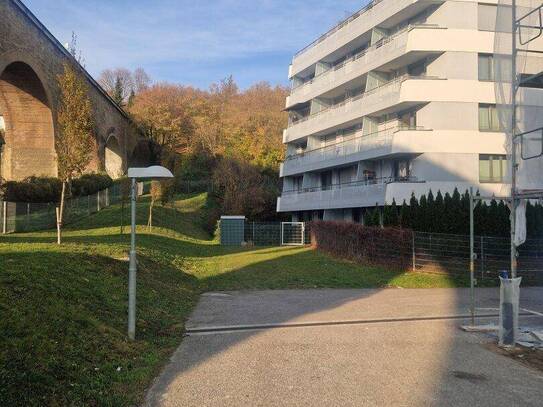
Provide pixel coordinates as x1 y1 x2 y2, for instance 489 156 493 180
0 193 467 406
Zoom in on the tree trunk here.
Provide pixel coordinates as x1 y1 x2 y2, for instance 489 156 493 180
57 181 67 244
148 200 154 232
120 199 124 235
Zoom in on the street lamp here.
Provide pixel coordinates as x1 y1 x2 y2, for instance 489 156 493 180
127 166 174 340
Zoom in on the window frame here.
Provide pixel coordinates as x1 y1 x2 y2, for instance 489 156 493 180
479 154 507 183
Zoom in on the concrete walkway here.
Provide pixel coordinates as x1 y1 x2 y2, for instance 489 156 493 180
145 288 543 407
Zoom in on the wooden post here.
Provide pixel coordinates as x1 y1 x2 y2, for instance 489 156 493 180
2 201 7 234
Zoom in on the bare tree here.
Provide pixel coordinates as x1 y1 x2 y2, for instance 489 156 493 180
98 68 151 106
66 31 85 67
134 68 151 93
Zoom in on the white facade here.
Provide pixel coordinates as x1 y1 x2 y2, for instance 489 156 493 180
277 0 525 221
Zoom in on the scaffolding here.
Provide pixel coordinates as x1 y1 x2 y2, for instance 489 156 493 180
465 0 543 331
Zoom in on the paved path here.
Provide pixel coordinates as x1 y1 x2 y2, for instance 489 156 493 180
146 288 543 407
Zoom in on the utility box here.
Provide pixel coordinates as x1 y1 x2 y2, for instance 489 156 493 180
220 216 246 246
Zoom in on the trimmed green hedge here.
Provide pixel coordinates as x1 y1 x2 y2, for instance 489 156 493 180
1 174 113 203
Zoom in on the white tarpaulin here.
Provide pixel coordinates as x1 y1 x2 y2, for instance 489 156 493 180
514 199 527 246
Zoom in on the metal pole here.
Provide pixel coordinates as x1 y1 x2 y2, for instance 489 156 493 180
511 0 518 278
412 232 416 272
128 177 137 340
480 235 485 280
470 187 475 326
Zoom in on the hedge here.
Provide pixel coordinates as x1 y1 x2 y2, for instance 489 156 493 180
365 188 543 239
310 221 413 269
1 174 113 203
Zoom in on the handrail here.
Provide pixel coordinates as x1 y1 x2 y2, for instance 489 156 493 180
285 125 428 161
291 24 443 94
294 0 386 58
288 75 441 128
283 176 422 195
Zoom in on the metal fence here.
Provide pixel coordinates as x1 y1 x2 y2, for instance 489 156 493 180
218 221 311 246
0 182 147 234
414 232 543 284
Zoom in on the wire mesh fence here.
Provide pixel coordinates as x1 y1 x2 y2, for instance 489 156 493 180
217 221 312 246
0 182 148 234
413 232 543 284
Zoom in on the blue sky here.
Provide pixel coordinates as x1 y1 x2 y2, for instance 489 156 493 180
23 0 366 89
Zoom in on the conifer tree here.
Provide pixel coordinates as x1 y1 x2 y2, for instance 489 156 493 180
434 190 445 233
399 200 410 229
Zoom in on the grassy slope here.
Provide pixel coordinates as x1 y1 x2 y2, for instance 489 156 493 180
0 193 463 406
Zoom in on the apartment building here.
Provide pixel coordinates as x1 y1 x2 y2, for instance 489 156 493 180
277 0 514 222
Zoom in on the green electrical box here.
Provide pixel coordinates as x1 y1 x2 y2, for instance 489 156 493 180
220 216 246 246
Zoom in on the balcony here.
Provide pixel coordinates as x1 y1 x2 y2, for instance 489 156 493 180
291 0 444 77
277 176 423 212
280 126 430 177
287 24 445 108
284 75 443 143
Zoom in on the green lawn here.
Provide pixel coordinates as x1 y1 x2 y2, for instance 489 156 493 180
0 193 465 406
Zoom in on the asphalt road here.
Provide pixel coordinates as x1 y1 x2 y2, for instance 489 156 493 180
145 288 543 407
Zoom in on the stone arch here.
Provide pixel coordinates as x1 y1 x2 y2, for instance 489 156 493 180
104 132 124 178
0 61 56 180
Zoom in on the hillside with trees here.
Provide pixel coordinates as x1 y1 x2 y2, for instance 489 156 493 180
100 69 288 230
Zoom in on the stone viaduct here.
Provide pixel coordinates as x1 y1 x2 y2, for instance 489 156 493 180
0 0 151 181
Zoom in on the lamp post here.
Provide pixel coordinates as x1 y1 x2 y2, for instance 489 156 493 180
127 166 174 340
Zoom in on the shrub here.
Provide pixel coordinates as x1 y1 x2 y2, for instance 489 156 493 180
310 221 413 269
71 174 113 197
0 174 113 203
1 177 62 203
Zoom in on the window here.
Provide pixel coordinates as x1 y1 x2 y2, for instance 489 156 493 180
394 160 412 179
408 60 426 76
478 54 494 81
321 171 333 189
478 4 498 32
479 154 507 183
292 176 304 192
399 110 417 130
479 104 500 131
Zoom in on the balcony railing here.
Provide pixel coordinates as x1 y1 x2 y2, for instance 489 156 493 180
283 176 422 196
288 75 435 129
291 24 441 95
294 0 386 58
284 125 427 169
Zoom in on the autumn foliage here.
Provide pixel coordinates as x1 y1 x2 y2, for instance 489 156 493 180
128 76 288 170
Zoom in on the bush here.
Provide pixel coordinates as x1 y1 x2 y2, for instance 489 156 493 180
1 174 113 203
1 177 62 203
71 174 113 197
310 221 413 269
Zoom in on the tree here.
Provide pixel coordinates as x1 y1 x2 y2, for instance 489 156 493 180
399 200 411 229
56 63 95 244
112 76 125 106
383 199 399 227
66 31 85 67
98 68 150 105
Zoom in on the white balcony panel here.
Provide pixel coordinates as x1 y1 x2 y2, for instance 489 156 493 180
291 0 444 78
288 28 495 107
277 183 387 212
281 129 507 177
284 79 496 143
277 180 509 213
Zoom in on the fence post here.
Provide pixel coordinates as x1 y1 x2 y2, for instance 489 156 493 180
480 236 485 280
2 201 6 234
26 203 30 230
412 232 416 271
97 190 101 212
